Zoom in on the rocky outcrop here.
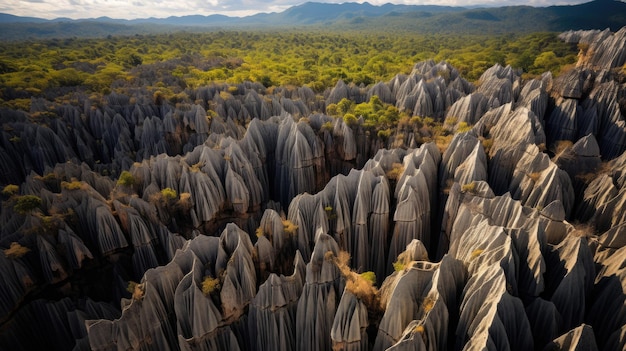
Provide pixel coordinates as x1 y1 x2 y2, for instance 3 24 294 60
3 27 626 351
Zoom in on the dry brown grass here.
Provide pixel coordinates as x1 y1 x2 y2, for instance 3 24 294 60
329 250 381 311
4 242 30 259
470 249 484 259
552 140 573 159
177 192 192 211
127 281 145 301
422 296 435 313
528 172 542 183
435 134 453 154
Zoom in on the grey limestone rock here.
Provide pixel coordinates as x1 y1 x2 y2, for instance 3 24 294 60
546 98 581 145
445 93 489 126
552 67 594 99
374 261 439 351
543 236 594 333
455 264 533 351
487 105 546 194
296 233 344 351
508 143 575 216
477 63 520 108
542 324 599 351
331 289 369 351
248 252 305 351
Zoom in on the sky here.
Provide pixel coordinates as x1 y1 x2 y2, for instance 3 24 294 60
0 0 596 20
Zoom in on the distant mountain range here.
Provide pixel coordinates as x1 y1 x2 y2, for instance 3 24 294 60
1 0 625 40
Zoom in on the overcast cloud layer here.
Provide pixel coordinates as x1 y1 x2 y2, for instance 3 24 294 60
0 0 594 20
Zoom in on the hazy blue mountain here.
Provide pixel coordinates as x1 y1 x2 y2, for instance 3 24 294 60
0 0 624 40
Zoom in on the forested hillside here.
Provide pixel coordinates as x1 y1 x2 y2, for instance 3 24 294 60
0 31 578 107
0 0 625 40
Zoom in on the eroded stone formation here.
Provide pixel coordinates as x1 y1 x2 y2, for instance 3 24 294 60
1 27 626 350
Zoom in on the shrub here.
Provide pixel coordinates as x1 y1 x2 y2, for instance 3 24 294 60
202 276 221 296
461 182 477 193
13 195 42 214
127 281 145 300
177 192 192 211
393 260 406 272
435 134 453 153
343 113 358 126
160 187 177 200
480 137 493 154
444 116 458 126
61 180 83 190
386 162 404 181
422 296 435 312
326 103 339 116
457 122 471 133
360 271 376 285
117 171 135 186
255 227 264 238
2 184 19 196
282 219 298 237
321 121 333 131
4 242 30 259
377 128 392 140
330 251 380 310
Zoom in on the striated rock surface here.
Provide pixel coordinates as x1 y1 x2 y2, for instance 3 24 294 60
3 28 626 351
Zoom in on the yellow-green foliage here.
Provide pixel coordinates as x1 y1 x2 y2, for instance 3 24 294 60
61 180 83 190
324 206 337 220
13 195 42 214
326 103 339 116
0 31 577 106
202 276 221 296
160 187 177 200
461 182 477 193
377 128 392 139
386 162 405 181
457 121 471 133
4 242 30 259
255 227 264 238
444 116 458 126
343 113 358 126
393 260 406 272
360 271 376 285
321 121 333 131
117 171 135 186
282 219 298 237
2 184 19 196
481 137 493 154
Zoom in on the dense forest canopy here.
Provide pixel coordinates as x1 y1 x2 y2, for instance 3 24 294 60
0 30 578 109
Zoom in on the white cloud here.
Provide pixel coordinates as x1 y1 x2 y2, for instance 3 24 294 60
4 0 593 19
